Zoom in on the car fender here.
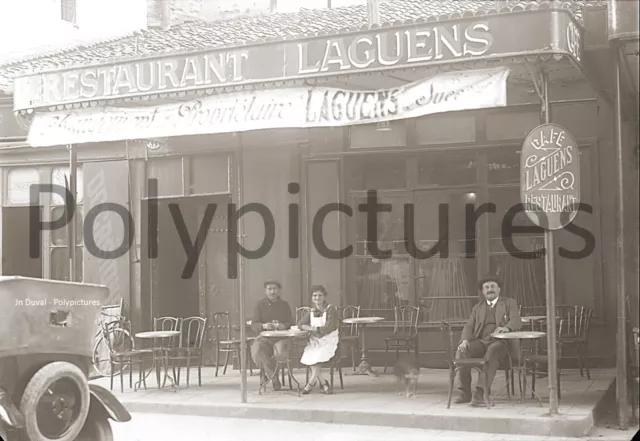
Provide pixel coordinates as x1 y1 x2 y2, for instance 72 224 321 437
88 384 131 423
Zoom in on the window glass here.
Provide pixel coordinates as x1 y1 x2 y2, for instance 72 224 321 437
51 167 84 205
8 168 40 204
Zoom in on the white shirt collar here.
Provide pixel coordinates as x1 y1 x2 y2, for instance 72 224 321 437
487 297 499 308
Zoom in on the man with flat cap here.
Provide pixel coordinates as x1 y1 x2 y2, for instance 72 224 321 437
455 274 522 406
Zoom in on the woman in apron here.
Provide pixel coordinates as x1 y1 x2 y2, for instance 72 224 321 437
297 285 339 394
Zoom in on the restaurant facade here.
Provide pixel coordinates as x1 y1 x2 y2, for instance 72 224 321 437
0 0 637 372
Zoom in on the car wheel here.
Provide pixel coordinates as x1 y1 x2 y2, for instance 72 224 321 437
19 362 90 441
75 414 113 441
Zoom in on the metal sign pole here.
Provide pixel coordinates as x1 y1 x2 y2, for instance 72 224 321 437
68 144 77 282
541 71 559 416
613 43 629 430
236 143 248 404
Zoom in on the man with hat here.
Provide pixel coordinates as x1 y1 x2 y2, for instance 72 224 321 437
455 274 522 406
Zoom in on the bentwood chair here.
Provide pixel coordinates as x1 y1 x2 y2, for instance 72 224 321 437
151 316 182 387
384 306 420 373
212 312 254 376
339 305 361 371
555 305 593 379
168 316 207 387
102 318 153 393
441 321 491 409
293 307 312 366
524 318 565 401
440 321 513 409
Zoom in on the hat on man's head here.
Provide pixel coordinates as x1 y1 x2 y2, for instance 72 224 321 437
477 274 502 291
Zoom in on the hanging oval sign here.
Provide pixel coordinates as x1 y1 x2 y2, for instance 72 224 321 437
520 123 580 230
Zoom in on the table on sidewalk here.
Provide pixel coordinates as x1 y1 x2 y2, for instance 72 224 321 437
493 331 546 403
521 316 547 330
342 316 385 377
134 330 181 391
258 329 310 395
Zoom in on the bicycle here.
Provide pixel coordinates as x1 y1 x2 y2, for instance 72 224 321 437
91 299 136 377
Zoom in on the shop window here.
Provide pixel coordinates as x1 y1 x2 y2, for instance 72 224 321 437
416 114 475 145
147 158 183 197
352 193 410 315
50 167 83 282
7 168 40 205
51 167 84 205
350 121 406 149
348 156 407 191
190 154 230 195
413 190 478 322
486 147 521 185
487 186 545 310
417 151 477 187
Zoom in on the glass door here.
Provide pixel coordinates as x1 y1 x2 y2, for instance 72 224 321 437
348 191 412 320
412 189 480 322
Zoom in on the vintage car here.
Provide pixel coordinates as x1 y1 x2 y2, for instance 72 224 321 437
0 276 131 441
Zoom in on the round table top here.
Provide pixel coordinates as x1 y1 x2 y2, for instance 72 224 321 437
342 317 385 324
135 330 181 339
260 330 309 338
521 315 547 322
492 331 546 340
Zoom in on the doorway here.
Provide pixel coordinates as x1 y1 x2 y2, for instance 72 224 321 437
140 194 233 365
2 206 43 278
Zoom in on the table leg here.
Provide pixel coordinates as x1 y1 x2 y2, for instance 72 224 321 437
135 354 155 391
518 340 544 405
161 350 177 390
348 325 378 377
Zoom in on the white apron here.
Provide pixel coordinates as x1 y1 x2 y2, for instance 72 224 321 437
300 306 339 366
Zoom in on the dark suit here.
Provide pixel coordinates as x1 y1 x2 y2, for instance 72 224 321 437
457 296 522 393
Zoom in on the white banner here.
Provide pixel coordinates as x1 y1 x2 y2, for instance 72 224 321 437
27 67 510 147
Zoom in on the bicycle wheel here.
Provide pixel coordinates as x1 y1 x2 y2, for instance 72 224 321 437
92 329 134 377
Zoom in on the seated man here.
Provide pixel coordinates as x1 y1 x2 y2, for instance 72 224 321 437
455 275 521 407
250 280 294 391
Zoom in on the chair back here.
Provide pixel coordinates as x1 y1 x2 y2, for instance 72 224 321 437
556 305 592 339
181 316 207 349
340 305 361 337
101 318 134 355
440 321 456 365
393 305 420 336
520 305 546 317
212 312 233 342
296 306 312 324
153 316 182 349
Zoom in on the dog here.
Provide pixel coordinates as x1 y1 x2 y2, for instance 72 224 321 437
393 357 419 398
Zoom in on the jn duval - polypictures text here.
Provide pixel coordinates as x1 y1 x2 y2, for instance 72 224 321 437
27 181 596 280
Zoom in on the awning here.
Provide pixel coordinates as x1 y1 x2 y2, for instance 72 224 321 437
13 5 585 113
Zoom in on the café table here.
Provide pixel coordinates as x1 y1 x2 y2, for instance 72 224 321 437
492 330 546 404
521 315 547 330
342 316 385 377
258 329 310 395
134 330 181 390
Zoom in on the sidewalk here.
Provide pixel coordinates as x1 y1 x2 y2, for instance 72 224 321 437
91 366 621 438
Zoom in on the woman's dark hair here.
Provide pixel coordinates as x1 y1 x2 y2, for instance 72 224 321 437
309 285 328 297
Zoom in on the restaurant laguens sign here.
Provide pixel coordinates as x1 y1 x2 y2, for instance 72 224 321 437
13 10 584 110
26 67 509 147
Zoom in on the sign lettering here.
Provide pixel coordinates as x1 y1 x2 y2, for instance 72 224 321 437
520 123 581 230
27 67 509 147
13 10 583 110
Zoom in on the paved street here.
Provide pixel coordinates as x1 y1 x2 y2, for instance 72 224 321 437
111 412 637 441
